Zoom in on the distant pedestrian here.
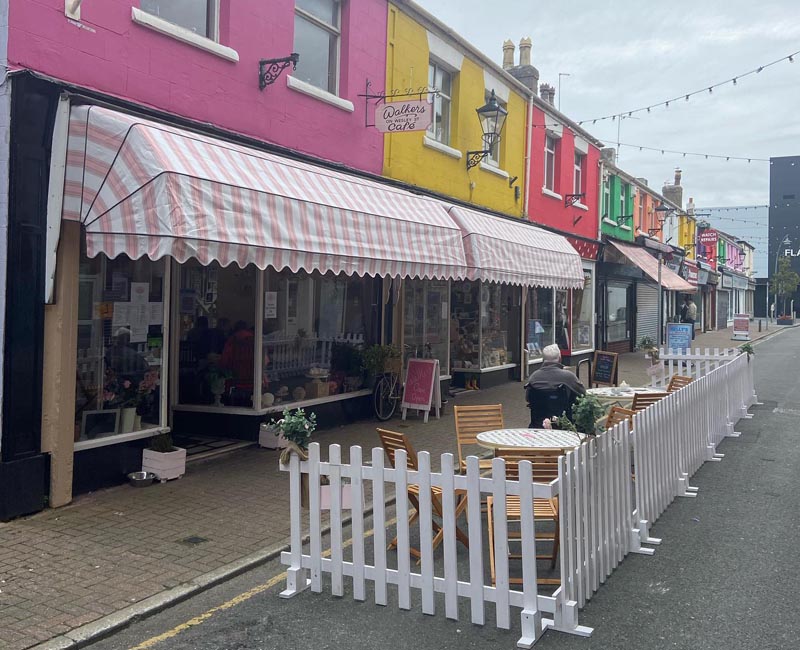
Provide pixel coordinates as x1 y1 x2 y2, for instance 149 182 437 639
684 296 697 339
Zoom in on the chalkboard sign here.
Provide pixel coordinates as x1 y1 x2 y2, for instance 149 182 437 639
401 358 441 423
591 350 619 387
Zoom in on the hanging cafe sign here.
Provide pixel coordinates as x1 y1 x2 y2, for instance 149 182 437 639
360 81 436 132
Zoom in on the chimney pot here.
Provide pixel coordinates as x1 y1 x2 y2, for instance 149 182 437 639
502 39 515 70
519 37 532 67
540 82 555 105
674 168 682 186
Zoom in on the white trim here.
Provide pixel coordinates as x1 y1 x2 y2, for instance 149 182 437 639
173 404 259 415
451 363 517 374
480 161 509 178
263 389 372 414
286 75 354 112
541 187 562 201
440 374 452 381
45 94 71 304
603 217 618 226
426 30 464 71
620 224 632 231
545 122 563 138
483 70 510 103
423 135 462 159
131 7 239 62
74 426 170 452
574 136 589 155
574 202 589 211
172 389 373 417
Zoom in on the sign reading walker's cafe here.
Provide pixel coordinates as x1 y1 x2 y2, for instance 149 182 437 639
374 100 431 133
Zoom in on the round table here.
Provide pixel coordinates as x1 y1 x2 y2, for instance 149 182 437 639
587 385 664 411
476 428 585 451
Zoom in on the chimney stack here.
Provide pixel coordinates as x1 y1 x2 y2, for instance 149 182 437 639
502 40 515 70
674 168 682 186
540 83 555 105
601 147 616 162
519 37 532 66
505 36 539 94
661 168 684 209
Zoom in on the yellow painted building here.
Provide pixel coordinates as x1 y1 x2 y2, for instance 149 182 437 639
384 2 528 217
678 213 697 260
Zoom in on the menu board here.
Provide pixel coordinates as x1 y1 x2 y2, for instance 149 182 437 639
666 323 693 352
732 314 750 341
591 350 618 387
401 358 441 423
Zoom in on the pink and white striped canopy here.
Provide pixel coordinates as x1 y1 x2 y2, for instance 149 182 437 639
62 106 468 280
448 206 585 288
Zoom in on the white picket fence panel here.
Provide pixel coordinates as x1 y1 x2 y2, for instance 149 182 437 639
279 443 591 648
650 347 738 387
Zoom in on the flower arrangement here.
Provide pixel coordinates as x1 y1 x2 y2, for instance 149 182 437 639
271 407 317 450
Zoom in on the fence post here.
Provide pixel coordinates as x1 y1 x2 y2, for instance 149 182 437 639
517 459 544 648
279 450 310 598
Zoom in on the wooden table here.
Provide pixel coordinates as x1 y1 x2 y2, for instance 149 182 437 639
476 428 584 451
587 385 664 411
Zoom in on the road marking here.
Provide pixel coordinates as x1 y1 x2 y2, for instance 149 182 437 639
128 517 397 650
772 407 800 416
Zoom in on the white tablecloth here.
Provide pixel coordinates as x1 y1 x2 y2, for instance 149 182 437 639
476 428 584 450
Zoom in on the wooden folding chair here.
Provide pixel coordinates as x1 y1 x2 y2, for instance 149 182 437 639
630 392 669 412
605 405 636 430
666 374 693 393
453 404 504 474
486 448 563 586
377 428 470 559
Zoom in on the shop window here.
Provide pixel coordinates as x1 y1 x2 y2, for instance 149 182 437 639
619 183 628 221
262 270 379 406
75 254 165 444
177 261 258 407
571 269 594 352
555 289 570 350
525 287 554 361
403 279 449 374
451 281 480 370
428 62 453 145
480 283 520 368
607 284 629 343
140 0 219 39
603 179 611 219
294 0 341 94
573 152 584 195
544 135 557 192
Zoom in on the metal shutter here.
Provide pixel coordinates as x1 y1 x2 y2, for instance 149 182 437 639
636 283 659 344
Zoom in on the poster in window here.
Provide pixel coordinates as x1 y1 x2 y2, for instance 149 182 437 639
318 279 346 338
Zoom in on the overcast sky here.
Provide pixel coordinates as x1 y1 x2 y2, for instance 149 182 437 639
416 0 800 214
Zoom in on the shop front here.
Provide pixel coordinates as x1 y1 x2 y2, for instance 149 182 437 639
45 104 471 499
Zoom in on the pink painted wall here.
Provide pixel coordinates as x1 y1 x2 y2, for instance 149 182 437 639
526 106 600 242
8 1 387 174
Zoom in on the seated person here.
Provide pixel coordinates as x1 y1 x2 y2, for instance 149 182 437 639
524 344 586 427
221 320 255 393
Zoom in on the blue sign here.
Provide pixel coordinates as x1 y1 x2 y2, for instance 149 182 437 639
666 323 693 352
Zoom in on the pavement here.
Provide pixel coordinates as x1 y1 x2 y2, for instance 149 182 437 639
0 322 784 650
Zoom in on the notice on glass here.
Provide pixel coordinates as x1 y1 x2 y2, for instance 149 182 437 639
129 303 150 343
264 291 277 319
149 302 164 326
112 302 130 328
130 282 150 304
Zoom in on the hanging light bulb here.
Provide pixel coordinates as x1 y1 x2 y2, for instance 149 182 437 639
708 87 713 94
789 55 794 63
732 78 738 85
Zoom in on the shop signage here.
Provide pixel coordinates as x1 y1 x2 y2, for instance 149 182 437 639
401 358 441 422
666 323 693 352
682 262 699 286
374 100 431 133
698 230 719 268
591 350 618 387
732 314 750 341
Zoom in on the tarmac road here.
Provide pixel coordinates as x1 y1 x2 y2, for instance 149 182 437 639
83 327 800 650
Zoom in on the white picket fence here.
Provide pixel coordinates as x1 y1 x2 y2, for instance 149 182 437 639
265 333 365 380
650 347 738 387
279 348 758 646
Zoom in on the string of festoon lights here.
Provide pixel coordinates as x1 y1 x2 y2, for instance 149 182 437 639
575 48 800 125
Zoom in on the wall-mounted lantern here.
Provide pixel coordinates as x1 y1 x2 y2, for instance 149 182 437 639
466 90 508 170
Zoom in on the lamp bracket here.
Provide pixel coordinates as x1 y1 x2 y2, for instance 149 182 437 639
565 193 585 208
466 150 489 170
648 227 662 236
259 53 299 90
616 214 634 225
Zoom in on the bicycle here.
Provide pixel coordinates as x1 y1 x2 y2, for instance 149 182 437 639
373 352 404 421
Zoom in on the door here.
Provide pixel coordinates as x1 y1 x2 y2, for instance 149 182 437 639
635 283 659 346
605 282 632 352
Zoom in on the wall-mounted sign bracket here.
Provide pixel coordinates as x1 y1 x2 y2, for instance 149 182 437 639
565 193 585 208
259 53 299 91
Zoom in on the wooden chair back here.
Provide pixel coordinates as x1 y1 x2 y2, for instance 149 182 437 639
630 392 669 412
493 448 563 483
667 374 693 393
377 428 418 471
605 406 636 430
453 404 504 469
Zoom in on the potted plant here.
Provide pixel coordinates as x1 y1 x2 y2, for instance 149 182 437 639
142 431 186 481
205 355 232 407
638 335 659 361
738 342 755 360
777 314 795 326
362 344 401 386
571 394 606 435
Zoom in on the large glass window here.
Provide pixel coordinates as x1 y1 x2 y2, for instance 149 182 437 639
403 279 449 374
607 283 630 342
573 152 584 195
428 62 452 145
262 270 379 405
555 289 570 350
526 287 554 361
140 0 218 38
480 283 519 368
571 268 594 352
75 254 165 443
177 261 258 407
450 281 480 370
544 135 557 191
294 0 341 94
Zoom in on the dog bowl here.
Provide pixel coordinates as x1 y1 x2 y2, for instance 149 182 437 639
127 471 156 488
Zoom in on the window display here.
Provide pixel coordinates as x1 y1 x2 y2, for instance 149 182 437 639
555 289 569 350
480 283 519 368
177 260 258 407
526 287 554 361
403 279 449 374
450 281 480 370
75 254 165 442
262 270 379 407
571 268 594 351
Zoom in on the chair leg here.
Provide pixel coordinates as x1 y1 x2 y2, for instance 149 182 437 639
487 499 497 587
388 507 420 550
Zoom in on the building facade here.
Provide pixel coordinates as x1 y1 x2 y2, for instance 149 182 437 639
768 155 800 316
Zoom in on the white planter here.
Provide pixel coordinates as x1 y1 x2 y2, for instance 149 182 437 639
120 407 137 433
320 483 363 511
259 424 289 449
142 447 186 481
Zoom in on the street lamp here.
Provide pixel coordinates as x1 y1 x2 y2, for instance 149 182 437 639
466 90 508 170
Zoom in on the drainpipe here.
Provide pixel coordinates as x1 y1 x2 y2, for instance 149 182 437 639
523 93 533 217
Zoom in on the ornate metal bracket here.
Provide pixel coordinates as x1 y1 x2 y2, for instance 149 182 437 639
648 227 662 236
616 214 634 225
466 150 489 170
259 53 299 91
359 79 438 128
565 193 585 208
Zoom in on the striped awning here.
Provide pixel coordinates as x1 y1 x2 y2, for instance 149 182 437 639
608 240 696 292
447 206 585 288
62 105 467 280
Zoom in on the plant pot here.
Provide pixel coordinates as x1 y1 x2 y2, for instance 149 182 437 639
777 318 795 326
259 424 288 449
142 447 187 481
120 407 137 433
134 414 142 430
